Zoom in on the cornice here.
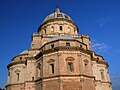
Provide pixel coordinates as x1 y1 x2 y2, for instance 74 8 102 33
91 58 109 67
38 18 79 32
35 74 95 82
95 80 112 84
94 53 104 60
42 46 92 55
5 82 25 87
34 46 93 60
7 60 26 69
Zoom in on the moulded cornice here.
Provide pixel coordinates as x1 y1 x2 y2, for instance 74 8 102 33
7 60 26 69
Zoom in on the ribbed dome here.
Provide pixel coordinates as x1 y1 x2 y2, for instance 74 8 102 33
42 8 73 24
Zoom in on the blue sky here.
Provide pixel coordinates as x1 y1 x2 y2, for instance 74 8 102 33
0 0 120 89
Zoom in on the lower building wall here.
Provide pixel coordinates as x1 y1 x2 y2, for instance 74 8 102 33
42 79 59 90
101 83 112 90
95 82 112 90
6 83 25 90
82 78 95 90
6 82 36 90
35 77 95 90
25 81 35 90
62 79 82 90
6 78 112 90
36 81 42 90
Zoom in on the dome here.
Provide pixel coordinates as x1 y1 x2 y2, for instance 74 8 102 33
42 8 73 24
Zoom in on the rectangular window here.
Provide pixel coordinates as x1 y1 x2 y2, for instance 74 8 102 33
50 64 54 74
17 73 19 81
51 44 54 49
64 15 69 19
57 14 63 17
80 45 82 48
60 26 62 31
32 77 34 81
101 71 105 80
20 57 22 60
45 29 46 34
66 42 70 46
68 62 74 72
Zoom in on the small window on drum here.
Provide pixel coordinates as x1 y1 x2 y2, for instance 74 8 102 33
66 42 70 46
32 77 34 81
51 44 54 49
20 57 22 60
64 14 69 19
60 26 62 31
45 29 46 34
50 14 54 19
80 45 82 48
57 14 63 17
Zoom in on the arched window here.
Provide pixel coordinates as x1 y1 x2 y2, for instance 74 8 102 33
51 26 54 32
44 29 46 34
32 77 34 81
60 26 62 31
20 57 22 60
74 29 75 35
84 59 89 68
68 27 71 33
8 71 10 77
51 44 54 49
80 45 82 48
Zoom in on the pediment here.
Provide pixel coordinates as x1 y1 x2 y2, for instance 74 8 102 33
65 57 75 61
15 69 20 73
47 59 55 63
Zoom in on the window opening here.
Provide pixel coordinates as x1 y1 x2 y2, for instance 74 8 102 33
32 77 34 81
80 45 82 48
60 26 62 31
50 64 54 74
68 62 74 72
45 29 46 34
17 73 19 81
51 44 54 49
57 14 63 17
64 15 69 19
20 57 22 60
101 71 105 80
66 42 70 46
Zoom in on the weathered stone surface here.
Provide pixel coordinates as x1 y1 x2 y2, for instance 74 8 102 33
6 8 112 90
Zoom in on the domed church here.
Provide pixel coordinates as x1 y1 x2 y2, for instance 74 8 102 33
6 8 112 90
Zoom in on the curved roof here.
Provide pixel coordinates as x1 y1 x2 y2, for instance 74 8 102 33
42 8 73 24
48 35 76 43
19 50 28 55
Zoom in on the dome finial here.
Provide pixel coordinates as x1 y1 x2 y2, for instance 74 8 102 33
54 8 61 13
